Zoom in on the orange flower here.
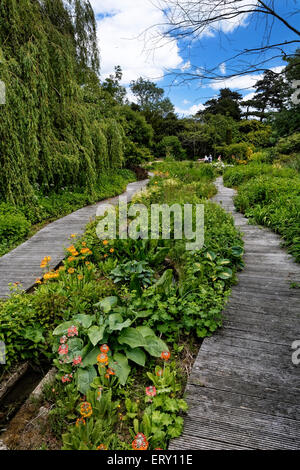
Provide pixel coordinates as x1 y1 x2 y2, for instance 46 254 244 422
104 254 108 258
68 256 75 262
76 417 86 427
109 248 114 253
77 275 84 281
100 344 110 353
132 433 148 450
102 240 108 246
97 353 108 365
161 351 170 361
68 268 75 274
97 444 107 450
85 261 90 266
107 367 115 376
80 402 93 418
35 278 42 285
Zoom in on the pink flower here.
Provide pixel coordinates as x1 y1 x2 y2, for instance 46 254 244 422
73 356 82 366
67 325 78 337
60 335 67 344
145 386 157 397
61 374 73 383
58 344 68 355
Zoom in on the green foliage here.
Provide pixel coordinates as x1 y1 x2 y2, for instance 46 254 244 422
276 132 300 155
217 142 255 161
224 163 300 261
223 163 297 187
0 0 125 208
156 136 186 160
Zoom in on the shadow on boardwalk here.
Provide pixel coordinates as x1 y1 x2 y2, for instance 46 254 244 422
0 179 148 298
170 176 300 450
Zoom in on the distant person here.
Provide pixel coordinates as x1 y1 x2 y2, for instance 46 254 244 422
204 155 208 163
208 154 213 163
218 155 222 162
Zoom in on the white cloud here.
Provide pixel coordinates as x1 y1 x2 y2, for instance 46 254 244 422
183 99 190 105
181 60 191 72
208 66 285 91
175 103 205 117
242 92 255 102
219 63 226 75
90 0 183 84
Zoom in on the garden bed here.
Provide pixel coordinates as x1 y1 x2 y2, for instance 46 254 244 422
0 162 244 450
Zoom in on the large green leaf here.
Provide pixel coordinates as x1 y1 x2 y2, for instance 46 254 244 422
137 326 156 338
118 327 146 349
76 366 97 394
81 346 100 367
52 321 79 336
108 313 132 331
87 325 105 346
143 335 168 357
72 314 94 329
111 353 131 385
95 296 118 313
153 269 173 295
217 267 233 279
125 347 146 366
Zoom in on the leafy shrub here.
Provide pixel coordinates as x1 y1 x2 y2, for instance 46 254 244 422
0 213 30 243
276 132 300 155
216 142 254 161
156 136 186 161
224 163 300 261
223 162 298 187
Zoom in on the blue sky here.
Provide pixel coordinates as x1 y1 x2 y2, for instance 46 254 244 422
90 0 299 116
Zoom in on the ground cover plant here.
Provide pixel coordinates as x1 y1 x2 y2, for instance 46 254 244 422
223 163 300 262
0 163 244 450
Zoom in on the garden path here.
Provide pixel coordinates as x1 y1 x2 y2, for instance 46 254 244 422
0 179 149 298
170 176 300 450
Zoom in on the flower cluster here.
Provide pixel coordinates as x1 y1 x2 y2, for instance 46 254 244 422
40 256 51 268
145 386 157 397
67 325 78 337
80 402 93 418
61 373 73 383
132 433 148 450
161 351 170 361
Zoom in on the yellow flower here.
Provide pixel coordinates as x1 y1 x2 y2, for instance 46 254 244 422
103 240 108 246
80 402 93 418
109 248 114 253
85 261 90 266
35 278 42 285
71 234 77 238
78 275 83 281
68 268 75 274
68 256 75 262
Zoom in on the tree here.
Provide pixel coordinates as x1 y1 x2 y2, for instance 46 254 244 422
153 1 300 81
102 66 127 105
243 70 288 120
200 88 242 120
156 136 186 160
130 78 174 118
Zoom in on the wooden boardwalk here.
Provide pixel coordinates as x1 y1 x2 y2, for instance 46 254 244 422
170 177 300 450
0 179 148 298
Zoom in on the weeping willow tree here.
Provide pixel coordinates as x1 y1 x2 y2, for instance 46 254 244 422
0 0 124 205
